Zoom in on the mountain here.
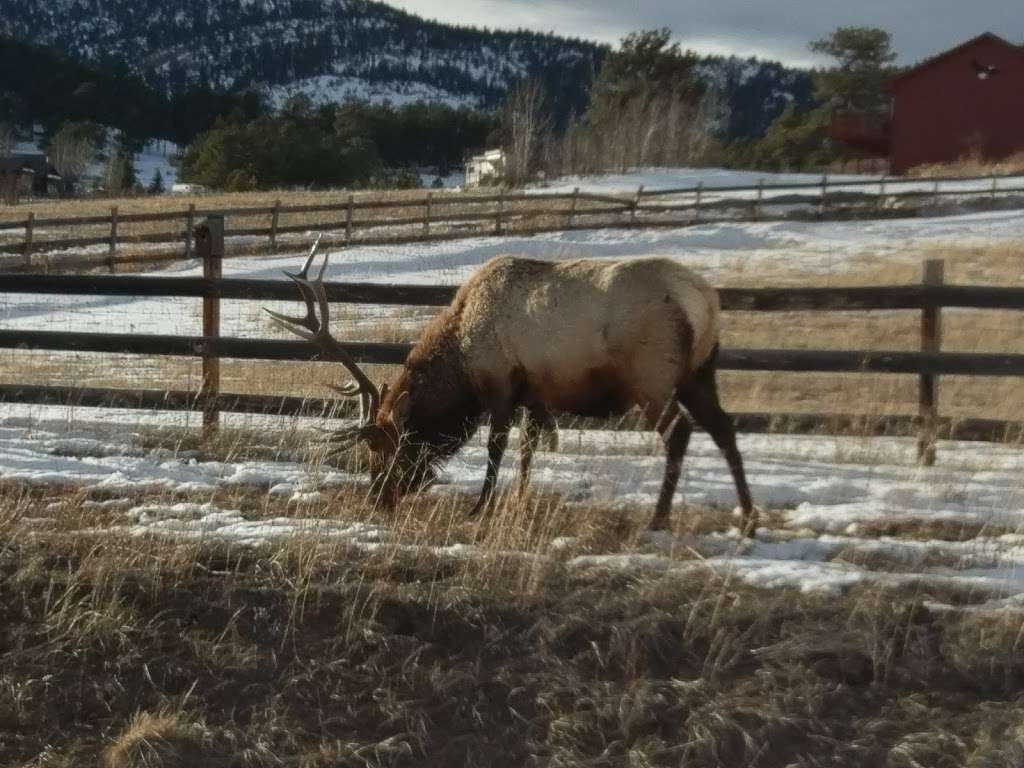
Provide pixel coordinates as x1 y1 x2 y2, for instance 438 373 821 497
0 0 815 138
698 56 816 139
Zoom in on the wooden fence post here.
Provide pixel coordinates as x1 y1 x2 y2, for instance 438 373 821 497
423 191 433 236
630 184 644 226
918 258 944 466
818 174 828 218
269 199 280 251
108 206 119 271
753 178 764 221
185 203 195 259
23 212 34 267
694 182 704 223
345 194 354 245
876 176 886 213
495 188 505 234
567 186 579 228
195 214 224 440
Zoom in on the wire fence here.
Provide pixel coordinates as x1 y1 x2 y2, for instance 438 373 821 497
3 250 1024 460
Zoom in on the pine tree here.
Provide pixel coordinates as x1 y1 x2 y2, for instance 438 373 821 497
810 27 898 112
148 168 165 194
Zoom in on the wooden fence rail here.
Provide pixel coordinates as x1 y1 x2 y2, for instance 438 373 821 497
6 274 1024 310
2 172 1023 270
3 328 1024 376
2 229 1024 458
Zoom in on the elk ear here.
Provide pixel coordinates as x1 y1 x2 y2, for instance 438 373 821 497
391 390 411 429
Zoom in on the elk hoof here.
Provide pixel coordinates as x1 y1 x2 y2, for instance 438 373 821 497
735 505 760 538
647 515 670 532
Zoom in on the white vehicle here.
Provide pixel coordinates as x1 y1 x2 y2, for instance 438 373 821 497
170 183 209 195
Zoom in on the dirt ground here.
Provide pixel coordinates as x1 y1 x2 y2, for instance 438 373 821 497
4 479 1024 767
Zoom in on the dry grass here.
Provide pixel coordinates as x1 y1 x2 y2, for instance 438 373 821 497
909 151 1024 179
1 187 443 220
5 480 1024 766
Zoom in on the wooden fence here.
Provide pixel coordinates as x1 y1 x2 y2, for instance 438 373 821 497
2 224 1024 462
1 172 1023 272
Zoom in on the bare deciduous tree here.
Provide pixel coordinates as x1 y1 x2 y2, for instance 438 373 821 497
49 122 99 192
501 79 550 187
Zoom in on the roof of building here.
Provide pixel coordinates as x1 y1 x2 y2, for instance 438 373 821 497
888 32 1024 88
0 156 34 174
6 152 62 180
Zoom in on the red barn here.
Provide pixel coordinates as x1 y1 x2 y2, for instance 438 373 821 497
830 33 1024 174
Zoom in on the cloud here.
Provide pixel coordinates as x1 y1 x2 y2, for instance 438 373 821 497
386 0 1024 67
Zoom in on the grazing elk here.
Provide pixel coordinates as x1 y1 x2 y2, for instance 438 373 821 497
268 238 756 534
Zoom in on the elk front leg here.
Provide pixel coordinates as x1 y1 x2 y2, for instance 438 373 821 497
469 408 512 517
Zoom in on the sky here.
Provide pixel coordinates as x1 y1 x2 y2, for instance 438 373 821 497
386 0 1023 67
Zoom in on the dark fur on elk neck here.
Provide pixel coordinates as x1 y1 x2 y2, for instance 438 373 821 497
383 315 483 466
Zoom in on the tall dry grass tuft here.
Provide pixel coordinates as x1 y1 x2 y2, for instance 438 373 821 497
909 150 1024 178
101 709 213 768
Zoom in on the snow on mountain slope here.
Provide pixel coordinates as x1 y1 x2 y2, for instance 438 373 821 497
264 75 482 110
0 0 814 136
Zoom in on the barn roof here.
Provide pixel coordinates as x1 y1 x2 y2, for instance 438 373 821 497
6 153 62 181
0 156 34 175
887 32 1024 89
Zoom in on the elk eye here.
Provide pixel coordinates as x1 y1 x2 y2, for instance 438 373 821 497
362 425 394 452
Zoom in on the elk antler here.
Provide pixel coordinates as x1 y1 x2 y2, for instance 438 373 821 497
266 236 381 423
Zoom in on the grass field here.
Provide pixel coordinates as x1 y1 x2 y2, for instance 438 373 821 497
5 474 1024 766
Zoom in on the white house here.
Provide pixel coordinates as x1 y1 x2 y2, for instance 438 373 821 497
464 149 505 188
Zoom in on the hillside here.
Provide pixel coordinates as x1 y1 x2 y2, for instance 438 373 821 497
0 0 814 138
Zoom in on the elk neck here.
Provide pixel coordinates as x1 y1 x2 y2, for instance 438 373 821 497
387 316 483 462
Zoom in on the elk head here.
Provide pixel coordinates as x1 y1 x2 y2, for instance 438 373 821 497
266 238 426 507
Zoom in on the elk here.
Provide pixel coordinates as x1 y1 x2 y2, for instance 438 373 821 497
268 238 756 534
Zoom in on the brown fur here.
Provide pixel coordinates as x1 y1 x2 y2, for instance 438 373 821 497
347 255 753 531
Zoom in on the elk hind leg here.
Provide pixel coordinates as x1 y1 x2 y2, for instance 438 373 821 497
650 408 693 531
679 354 757 536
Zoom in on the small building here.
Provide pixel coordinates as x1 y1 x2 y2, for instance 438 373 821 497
830 32 1024 174
0 157 34 204
0 153 63 198
464 149 505 188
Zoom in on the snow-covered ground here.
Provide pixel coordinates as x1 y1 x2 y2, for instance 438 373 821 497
5 413 1024 607
531 168 877 194
4 167 1024 605
5 207 1023 338
530 167 1024 204
417 168 465 189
